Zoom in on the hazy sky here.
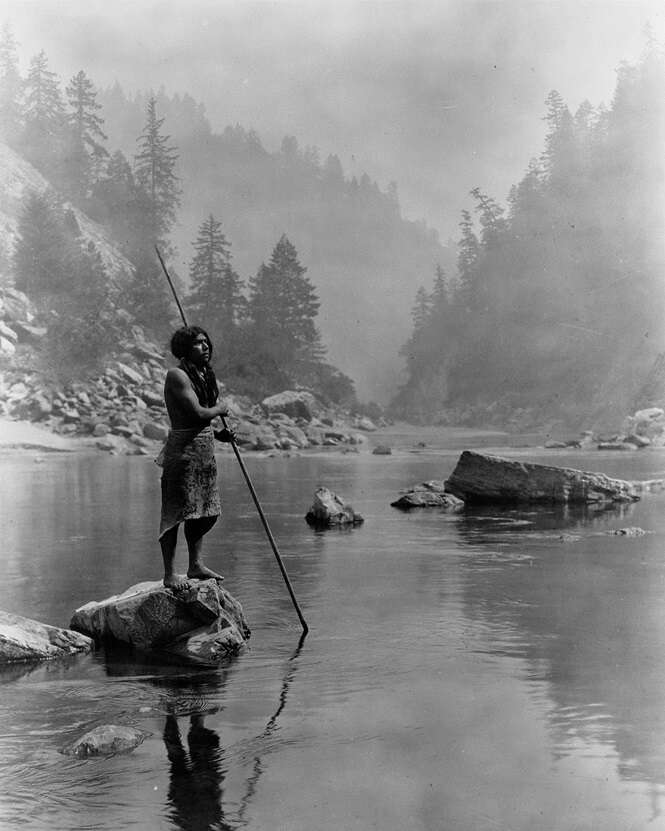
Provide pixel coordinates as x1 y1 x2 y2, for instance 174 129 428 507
4 0 664 239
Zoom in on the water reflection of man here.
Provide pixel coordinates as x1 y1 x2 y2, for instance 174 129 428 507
163 712 231 831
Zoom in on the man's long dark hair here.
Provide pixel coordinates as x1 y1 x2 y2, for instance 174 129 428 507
170 326 219 407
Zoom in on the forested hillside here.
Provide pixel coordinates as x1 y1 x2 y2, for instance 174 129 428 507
392 44 665 431
0 23 451 405
96 85 452 400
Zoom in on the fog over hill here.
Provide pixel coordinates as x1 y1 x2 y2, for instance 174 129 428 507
2 0 664 416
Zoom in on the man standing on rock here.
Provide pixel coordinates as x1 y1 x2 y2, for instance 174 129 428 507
158 326 234 588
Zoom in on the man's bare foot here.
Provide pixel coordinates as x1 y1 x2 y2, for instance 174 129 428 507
163 573 189 589
187 564 224 583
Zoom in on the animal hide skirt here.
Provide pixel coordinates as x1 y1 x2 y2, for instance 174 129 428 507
157 426 221 539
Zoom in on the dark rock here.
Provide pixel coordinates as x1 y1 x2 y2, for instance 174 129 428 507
0 610 94 664
444 450 640 505
607 526 648 536
392 481 465 510
305 487 364 527
624 434 651 448
63 724 148 758
70 579 250 666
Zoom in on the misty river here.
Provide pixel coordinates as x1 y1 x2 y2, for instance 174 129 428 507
2 425 665 830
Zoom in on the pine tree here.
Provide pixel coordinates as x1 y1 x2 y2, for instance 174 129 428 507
188 214 244 349
64 70 108 200
410 286 432 333
456 209 480 311
248 235 324 378
134 94 180 245
470 187 507 249
541 89 576 188
0 23 22 145
13 190 69 299
22 50 66 172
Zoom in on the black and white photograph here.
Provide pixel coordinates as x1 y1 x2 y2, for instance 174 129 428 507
0 1 664 828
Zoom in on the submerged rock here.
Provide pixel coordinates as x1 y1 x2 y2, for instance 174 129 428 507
445 450 640 505
607 527 648 537
0 610 94 664
63 724 148 758
70 579 250 666
305 486 364 527
391 481 465 510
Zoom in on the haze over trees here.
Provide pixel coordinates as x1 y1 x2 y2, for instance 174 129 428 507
392 42 665 429
0 27 369 405
1 21 662 428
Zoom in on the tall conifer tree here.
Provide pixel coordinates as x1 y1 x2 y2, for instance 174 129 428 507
22 50 66 173
134 94 180 245
188 214 244 351
65 70 108 200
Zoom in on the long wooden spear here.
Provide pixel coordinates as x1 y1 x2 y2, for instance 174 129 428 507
155 246 309 635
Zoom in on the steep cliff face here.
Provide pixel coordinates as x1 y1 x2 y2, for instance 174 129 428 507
0 141 134 284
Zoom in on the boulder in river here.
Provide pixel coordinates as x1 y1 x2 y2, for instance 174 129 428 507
305 486 364 527
0 610 94 663
70 579 250 666
63 724 148 758
444 450 640 505
261 390 319 421
391 481 465 510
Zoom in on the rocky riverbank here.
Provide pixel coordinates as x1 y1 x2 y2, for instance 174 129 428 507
0 359 380 455
0 288 382 455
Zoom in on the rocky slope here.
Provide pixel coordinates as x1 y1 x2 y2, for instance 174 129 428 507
0 286 378 454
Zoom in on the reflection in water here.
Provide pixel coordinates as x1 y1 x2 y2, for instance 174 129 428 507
237 633 306 824
455 501 637 543
164 712 230 831
454 498 665 801
101 633 306 831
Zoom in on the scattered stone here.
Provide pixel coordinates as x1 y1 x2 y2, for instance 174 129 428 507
305 486 364 527
261 390 319 421
63 724 148 758
607 527 648 536
115 362 145 385
0 610 94 664
0 320 18 342
444 450 640 505
391 481 465 510
625 434 651 448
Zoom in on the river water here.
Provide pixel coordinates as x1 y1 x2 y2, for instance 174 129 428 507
2 425 665 830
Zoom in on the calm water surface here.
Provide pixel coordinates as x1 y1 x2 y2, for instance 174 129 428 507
2 426 665 830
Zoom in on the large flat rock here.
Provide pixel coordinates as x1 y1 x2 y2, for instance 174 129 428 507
0 610 94 663
444 450 640 505
70 579 250 666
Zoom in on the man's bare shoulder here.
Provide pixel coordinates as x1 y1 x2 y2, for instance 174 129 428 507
165 366 188 386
